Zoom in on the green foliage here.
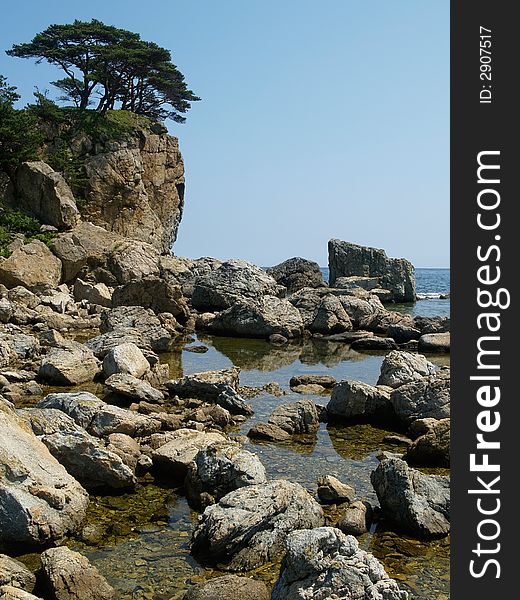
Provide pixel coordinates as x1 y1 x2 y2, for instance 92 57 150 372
0 207 55 257
7 19 200 122
0 75 43 177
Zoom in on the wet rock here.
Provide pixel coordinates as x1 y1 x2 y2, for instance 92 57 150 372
317 475 355 504
337 501 373 536
404 418 450 467
377 350 436 389
192 260 284 311
73 279 112 308
185 442 267 507
0 406 88 547
39 341 100 385
191 479 324 571
10 161 80 230
289 374 336 389
102 342 150 378
271 527 408 600
40 546 114 600
327 381 393 422
104 373 164 404
350 336 398 351
267 257 325 293
418 333 450 353
204 296 304 339
152 428 226 479
247 422 291 442
112 277 190 322
268 333 288 345
183 344 209 353
0 555 35 592
37 392 162 438
328 239 416 302
183 575 269 600
371 457 450 539
390 369 450 425
0 241 62 292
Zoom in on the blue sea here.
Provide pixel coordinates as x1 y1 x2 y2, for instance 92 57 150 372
321 267 450 318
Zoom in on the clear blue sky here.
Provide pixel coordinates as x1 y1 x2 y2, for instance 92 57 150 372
0 0 449 267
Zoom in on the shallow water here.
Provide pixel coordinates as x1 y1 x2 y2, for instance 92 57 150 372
50 333 451 600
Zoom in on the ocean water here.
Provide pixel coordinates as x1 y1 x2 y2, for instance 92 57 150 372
322 267 450 318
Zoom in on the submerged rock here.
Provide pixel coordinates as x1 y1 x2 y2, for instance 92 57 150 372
191 479 324 571
183 575 269 600
371 457 450 539
40 546 114 600
377 351 436 389
271 527 408 600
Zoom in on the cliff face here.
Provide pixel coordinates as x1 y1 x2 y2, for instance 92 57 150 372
78 126 184 253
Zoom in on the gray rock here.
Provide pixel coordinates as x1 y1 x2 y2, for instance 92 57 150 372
183 575 269 600
390 369 450 424
0 586 42 600
371 457 450 539
0 333 40 360
387 324 422 343
327 381 393 422
102 342 150 378
152 429 226 479
317 475 355 504
418 333 450 353
185 442 267 507
289 374 336 390
288 289 352 334
204 296 304 339
215 386 253 416
192 260 284 311
271 527 408 600
404 418 450 467
73 279 112 308
37 392 162 438
104 373 164 404
112 277 190 322
414 316 450 334
10 161 80 230
247 422 292 442
0 555 35 592
40 546 114 600
106 433 141 471
337 501 373 536
268 400 319 435
350 336 398 351
377 351 436 389
39 341 100 385
191 479 324 571
106 239 161 285
267 258 325 293
159 255 222 297
0 407 88 546
0 241 62 292
328 239 415 302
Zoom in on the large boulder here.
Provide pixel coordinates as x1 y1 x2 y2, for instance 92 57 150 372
183 575 269 600
40 546 114 600
371 457 450 539
327 381 393 422
418 332 451 353
191 479 324 571
377 351 436 389
271 527 408 600
9 161 80 230
204 296 304 339
267 257 325 293
73 279 112 308
79 127 185 253
112 277 190 321
328 239 416 302
390 369 450 425
191 260 284 311
37 392 162 438
0 241 62 292
266 400 319 435
102 342 150 378
0 555 36 592
159 256 222 297
104 373 164 404
39 341 100 386
185 442 267 507
106 240 160 285
0 405 88 546
288 289 352 334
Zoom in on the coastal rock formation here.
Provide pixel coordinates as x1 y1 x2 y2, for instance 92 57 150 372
371 458 450 539
0 404 88 546
271 527 408 600
377 351 436 389
39 340 100 386
40 546 115 600
288 288 352 334
191 479 324 571
267 257 325 293
191 260 284 311
0 241 62 292
77 127 185 254
328 239 416 302
327 380 393 422
8 161 80 230
183 575 269 600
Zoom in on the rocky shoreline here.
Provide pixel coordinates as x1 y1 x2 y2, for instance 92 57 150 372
1 125 450 600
